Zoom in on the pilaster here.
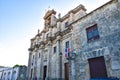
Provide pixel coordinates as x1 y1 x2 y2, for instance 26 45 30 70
70 27 76 80
39 45 44 80
55 36 63 80
27 52 32 80
70 12 74 23
46 41 52 80
33 48 38 80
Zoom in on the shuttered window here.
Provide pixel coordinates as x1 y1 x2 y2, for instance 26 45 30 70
86 24 100 42
53 46 57 53
65 41 69 49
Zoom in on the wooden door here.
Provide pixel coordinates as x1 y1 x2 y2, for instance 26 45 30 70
30 69 33 80
88 56 107 78
64 63 69 80
43 66 47 80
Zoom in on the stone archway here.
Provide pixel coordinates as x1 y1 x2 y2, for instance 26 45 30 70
81 47 110 79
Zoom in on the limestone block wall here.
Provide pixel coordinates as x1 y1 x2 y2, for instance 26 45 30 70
51 53 57 79
74 9 86 21
50 41 57 79
61 18 69 31
27 1 120 80
72 0 120 79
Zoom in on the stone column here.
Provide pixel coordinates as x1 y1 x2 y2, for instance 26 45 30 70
56 36 62 80
33 48 38 80
46 41 52 80
32 52 35 80
39 45 44 80
27 52 32 80
56 14 62 80
71 28 76 80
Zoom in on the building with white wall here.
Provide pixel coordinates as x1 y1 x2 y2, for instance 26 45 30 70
0 66 27 80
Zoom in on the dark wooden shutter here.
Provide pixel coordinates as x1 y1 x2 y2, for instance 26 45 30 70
65 63 69 80
43 66 47 80
88 56 107 78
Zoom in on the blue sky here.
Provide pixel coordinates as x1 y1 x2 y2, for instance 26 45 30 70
0 0 110 67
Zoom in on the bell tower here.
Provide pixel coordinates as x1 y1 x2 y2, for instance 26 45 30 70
44 9 56 30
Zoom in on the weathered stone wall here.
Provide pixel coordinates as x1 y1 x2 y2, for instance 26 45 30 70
72 0 120 79
0 71 2 80
2 68 13 80
0 66 27 80
18 66 27 80
27 0 120 80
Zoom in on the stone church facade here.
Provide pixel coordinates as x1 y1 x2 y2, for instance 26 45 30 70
27 0 120 80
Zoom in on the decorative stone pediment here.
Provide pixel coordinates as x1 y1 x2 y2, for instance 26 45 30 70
44 9 56 20
82 47 110 61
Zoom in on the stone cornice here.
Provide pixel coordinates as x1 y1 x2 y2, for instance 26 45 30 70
31 38 35 41
61 14 70 21
47 36 56 41
57 18 62 22
55 31 62 37
69 4 87 14
59 4 86 22
62 28 71 35
36 33 42 37
28 41 45 52
49 24 57 28
54 25 73 37
28 47 34 51
48 25 54 28
41 30 46 33
70 0 114 26
29 26 73 51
